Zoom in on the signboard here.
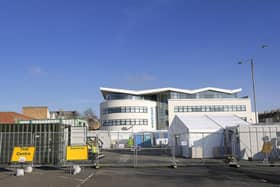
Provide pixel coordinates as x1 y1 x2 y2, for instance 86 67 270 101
66 146 88 161
11 147 35 163
262 142 273 153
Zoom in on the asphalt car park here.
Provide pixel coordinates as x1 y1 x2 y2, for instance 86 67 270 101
0 164 280 187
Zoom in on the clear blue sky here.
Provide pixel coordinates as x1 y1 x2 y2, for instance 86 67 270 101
0 0 279 115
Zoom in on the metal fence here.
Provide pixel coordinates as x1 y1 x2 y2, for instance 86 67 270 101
1 125 280 169
0 123 91 168
90 129 280 167
226 127 280 161
0 132 67 166
87 131 173 167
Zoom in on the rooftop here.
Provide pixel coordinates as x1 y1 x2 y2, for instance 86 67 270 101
100 87 242 98
174 114 250 132
0 112 34 124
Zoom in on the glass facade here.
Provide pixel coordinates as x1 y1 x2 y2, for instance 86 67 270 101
174 105 246 113
157 92 170 130
170 92 196 99
151 107 155 129
102 119 148 126
104 90 237 101
102 88 241 130
105 93 144 100
103 106 148 115
196 91 237 99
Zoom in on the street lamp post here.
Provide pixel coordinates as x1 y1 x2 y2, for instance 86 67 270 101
238 59 258 124
238 45 268 124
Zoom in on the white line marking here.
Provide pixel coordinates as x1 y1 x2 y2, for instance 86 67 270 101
59 176 84 182
76 172 96 187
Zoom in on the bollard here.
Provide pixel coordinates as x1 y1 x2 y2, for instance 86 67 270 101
24 166 33 174
16 169 25 176
72 165 81 175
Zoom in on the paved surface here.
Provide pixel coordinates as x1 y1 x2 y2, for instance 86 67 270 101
0 165 280 187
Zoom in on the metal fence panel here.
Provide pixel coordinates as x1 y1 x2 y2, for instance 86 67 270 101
0 123 68 167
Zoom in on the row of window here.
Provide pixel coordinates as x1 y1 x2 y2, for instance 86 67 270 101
102 119 148 126
105 93 143 100
174 105 247 113
104 91 238 101
103 106 148 115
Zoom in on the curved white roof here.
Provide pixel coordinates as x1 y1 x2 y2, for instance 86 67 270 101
100 87 242 95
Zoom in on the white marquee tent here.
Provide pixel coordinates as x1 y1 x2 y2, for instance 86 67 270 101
169 115 249 158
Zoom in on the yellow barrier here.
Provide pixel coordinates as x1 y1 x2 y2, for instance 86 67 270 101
262 142 273 154
11 147 35 163
66 146 88 161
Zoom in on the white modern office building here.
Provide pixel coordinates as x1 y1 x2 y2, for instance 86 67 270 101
100 87 256 131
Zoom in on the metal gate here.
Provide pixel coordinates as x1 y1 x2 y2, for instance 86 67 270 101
90 131 174 167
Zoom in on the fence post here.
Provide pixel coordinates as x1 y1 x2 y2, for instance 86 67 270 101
169 135 177 168
96 133 100 169
202 132 205 161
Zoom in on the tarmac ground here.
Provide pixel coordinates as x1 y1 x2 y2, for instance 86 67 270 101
0 165 280 187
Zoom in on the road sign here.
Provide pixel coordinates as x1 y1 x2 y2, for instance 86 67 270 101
11 147 35 163
66 146 88 161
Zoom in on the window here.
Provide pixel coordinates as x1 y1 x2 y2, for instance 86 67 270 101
131 107 135 113
126 107 131 113
179 107 183 112
201 106 205 112
126 119 131 125
174 105 247 113
144 108 148 113
131 120 136 125
103 106 148 114
224 105 229 112
144 119 148 125
103 119 149 126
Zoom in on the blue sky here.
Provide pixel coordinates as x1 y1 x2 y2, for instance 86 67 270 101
0 0 279 115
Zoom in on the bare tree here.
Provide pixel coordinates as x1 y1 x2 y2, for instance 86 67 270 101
83 108 98 119
83 108 100 130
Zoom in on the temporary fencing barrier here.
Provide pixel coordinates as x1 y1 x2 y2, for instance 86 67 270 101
0 123 91 168
1 124 280 169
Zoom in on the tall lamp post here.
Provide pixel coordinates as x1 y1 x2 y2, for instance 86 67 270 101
238 45 268 124
238 59 257 123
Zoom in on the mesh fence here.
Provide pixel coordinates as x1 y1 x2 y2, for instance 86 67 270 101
1 127 280 168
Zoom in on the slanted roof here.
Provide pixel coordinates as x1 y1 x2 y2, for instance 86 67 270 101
207 115 250 128
176 115 221 132
100 87 242 97
175 115 249 132
0 112 33 124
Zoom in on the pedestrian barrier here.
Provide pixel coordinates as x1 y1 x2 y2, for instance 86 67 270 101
0 123 92 169
1 124 280 172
